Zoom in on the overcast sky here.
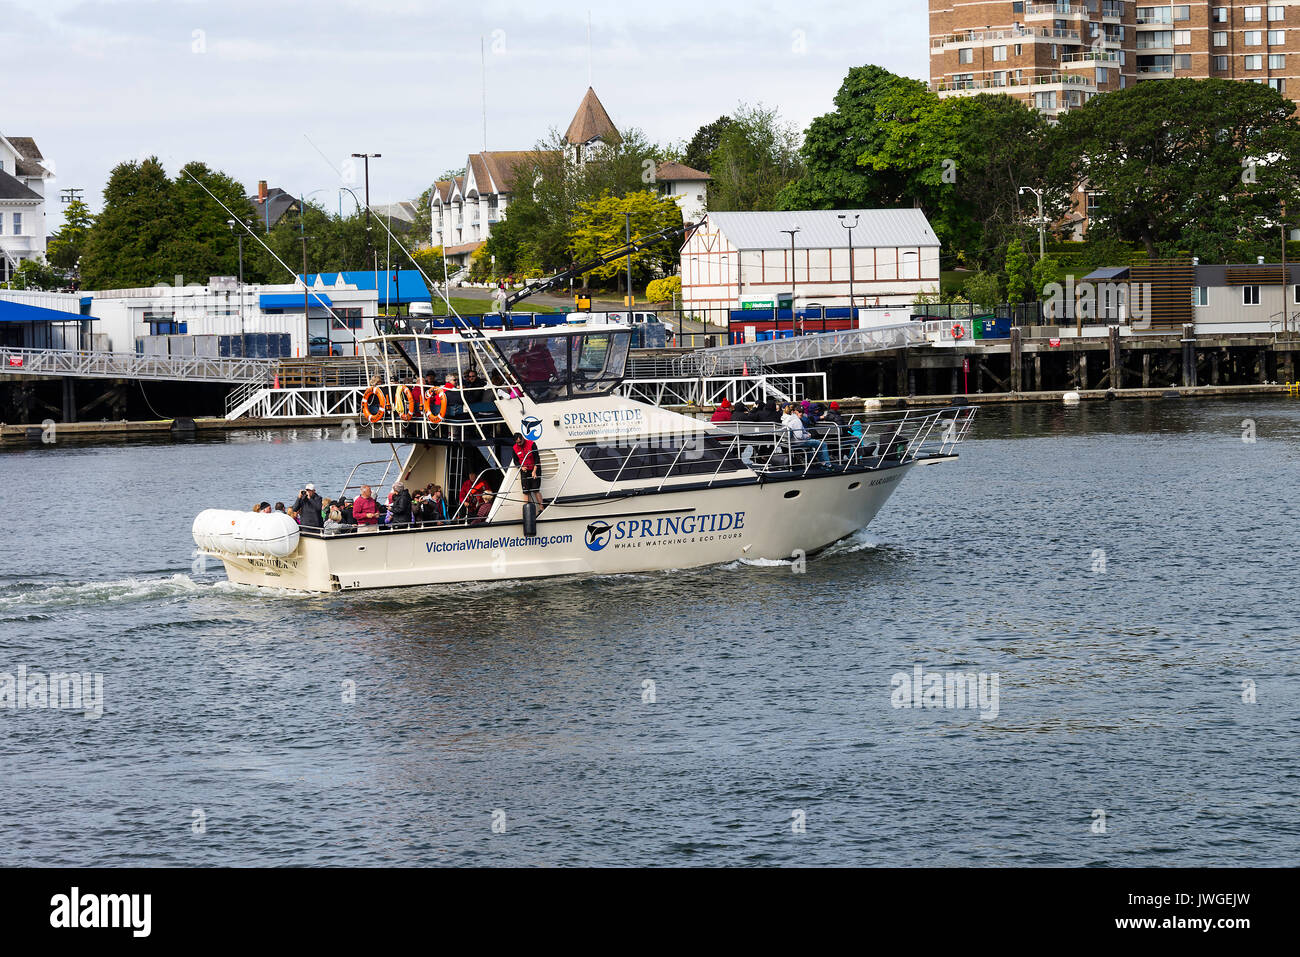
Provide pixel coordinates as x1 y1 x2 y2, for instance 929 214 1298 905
5 0 928 230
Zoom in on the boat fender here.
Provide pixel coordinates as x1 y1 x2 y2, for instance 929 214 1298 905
522 502 537 538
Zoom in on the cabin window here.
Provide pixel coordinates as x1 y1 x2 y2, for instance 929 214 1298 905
1192 286 1208 307
1242 285 1261 306
493 331 631 402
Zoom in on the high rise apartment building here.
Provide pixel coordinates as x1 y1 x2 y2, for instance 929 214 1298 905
930 2 1297 118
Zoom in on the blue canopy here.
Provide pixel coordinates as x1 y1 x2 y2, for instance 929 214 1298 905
0 298 95 323
259 292 333 310
299 270 430 305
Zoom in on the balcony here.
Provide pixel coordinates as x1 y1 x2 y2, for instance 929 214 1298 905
1024 3 1087 18
1136 65 1175 76
932 72 1096 94
932 25 1081 48
1059 50 1122 66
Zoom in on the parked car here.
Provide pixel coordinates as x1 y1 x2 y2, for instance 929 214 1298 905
309 336 341 357
567 310 674 337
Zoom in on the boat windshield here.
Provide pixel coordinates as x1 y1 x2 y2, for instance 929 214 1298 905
493 331 631 402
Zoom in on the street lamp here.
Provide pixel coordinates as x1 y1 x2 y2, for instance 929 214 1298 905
351 152 382 250
838 213 860 319
1019 186 1046 259
781 226 801 335
227 218 249 336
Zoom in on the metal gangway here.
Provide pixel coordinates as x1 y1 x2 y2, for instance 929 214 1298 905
0 347 276 384
684 321 941 371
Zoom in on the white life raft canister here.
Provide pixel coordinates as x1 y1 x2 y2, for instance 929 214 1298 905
192 509 301 558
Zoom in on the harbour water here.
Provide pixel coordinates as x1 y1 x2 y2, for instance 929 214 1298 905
1 397 1297 866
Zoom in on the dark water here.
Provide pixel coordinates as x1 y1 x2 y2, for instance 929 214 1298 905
1 398 1297 866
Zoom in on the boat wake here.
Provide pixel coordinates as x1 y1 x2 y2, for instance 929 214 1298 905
0 573 306 613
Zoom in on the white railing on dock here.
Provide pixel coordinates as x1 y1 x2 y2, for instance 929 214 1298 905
687 322 930 370
0 347 276 384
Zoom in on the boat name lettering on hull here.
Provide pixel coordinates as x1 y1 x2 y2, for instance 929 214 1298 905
426 534 573 553
603 511 745 550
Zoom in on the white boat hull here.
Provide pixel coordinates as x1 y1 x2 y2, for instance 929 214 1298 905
212 465 914 592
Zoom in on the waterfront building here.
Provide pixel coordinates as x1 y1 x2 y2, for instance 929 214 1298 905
679 209 941 327
431 88 710 269
0 134 52 282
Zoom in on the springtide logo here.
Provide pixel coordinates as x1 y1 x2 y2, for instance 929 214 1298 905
522 415 543 441
585 521 613 551
890 665 999 720
50 887 151 937
0 665 103 719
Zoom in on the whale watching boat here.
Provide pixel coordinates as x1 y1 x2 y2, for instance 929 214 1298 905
193 320 976 592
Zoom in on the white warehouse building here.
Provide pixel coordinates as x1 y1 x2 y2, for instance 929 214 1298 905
680 208 941 324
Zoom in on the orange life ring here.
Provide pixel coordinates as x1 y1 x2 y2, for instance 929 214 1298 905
361 386 388 423
951 323 965 340
423 386 448 424
396 385 415 421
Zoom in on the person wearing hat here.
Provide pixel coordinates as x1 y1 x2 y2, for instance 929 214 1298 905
710 398 733 423
824 401 847 427
473 490 495 524
292 484 323 528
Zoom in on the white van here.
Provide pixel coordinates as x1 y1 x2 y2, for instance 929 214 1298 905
567 310 673 336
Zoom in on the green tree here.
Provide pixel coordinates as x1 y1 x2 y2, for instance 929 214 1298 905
568 190 683 293
1004 240 1032 302
1055 78 1300 259
682 116 734 173
1030 255 1062 300
707 103 803 211
646 275 681 303
46 198 95 274
3 259 66 291
963 271 1002 308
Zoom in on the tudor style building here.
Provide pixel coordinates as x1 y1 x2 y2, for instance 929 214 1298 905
0 134 52 282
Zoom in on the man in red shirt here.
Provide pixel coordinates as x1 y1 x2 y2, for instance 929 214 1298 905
513 432 544 513
352 485 380 526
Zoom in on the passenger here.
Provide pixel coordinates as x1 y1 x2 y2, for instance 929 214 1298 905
287 507 300 524
824 401 847 427
427 487 449 524
513 431 544 512
320 497 333 524
731 401 752 422
292 484 323 529
274 502 286 514
352 485 380 526
461 367 488 407
388 481 413 527
338 496 354 524
411 376 425 413
782 403 831 468
472 490 495 524
459 471 485 512
324 506 347 535
253 501 270 513
710 398 733 423
442 373 463 417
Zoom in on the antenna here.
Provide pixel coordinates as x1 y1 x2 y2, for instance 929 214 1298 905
481 36 488 152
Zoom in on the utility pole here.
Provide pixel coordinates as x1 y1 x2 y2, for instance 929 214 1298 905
59 187 84 204
1020 186 1046 259
839 213 859 318
625 211 633 310
227 219 247 337
301 234 311 358
781 227 801 335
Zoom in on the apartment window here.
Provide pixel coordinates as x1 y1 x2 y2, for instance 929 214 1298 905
1174 30 1191 45
1213 55 1230 70
993 45 1007 61
1034 90 1058 110
1012 1 1025 11
1213 31 1228 46
1015 43 1023 55
1097 66 1110 82
1243 285 1261 305
1051 43 1058 60
1270 53 1286 68
1138 6 1172 24
1246 31 1263 45
1174 5 1190 20
1246 54 1264 68
1269 6 1284 21
1175 54 1192 69
1268 77 1286 92
1139 30 1173 48
1213 7 1228 22
1245 6 1262 22
1192 287 1209 307
959 47 973 64
993 70 1008 86
11 213 20 236
1268 30 1285 44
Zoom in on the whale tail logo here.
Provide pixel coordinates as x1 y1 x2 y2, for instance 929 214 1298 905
522 416 543 441
585 521 612 551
